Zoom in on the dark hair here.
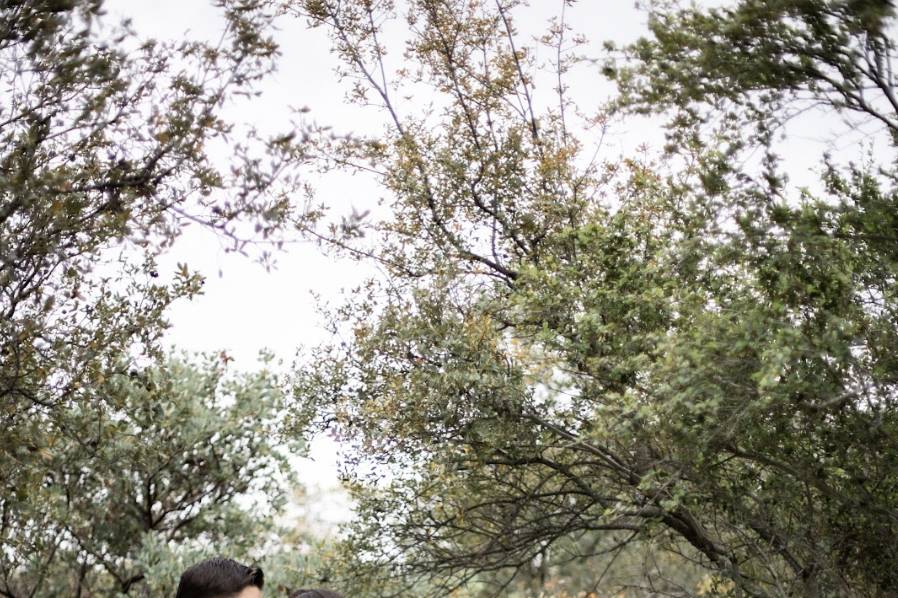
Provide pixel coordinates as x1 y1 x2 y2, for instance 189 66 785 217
289 590 345 598
175 558 264 598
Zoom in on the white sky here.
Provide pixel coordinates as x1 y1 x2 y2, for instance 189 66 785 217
99 0 666 519
102 0 664 367
101 0 877 533
100 0 883 363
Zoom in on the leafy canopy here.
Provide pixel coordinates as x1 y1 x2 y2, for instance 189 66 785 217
0 0 313 595
1 355 294 597
289 1 898 596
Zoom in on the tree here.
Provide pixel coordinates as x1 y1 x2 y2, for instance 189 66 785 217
1 0 311 594
608 0 898 144
0 354 294 597
289 0 898 596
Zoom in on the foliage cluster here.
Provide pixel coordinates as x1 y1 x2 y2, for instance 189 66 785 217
0 1 316 595
289 1 898 596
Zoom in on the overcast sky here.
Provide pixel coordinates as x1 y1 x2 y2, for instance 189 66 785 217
93 0 670 530
99 0 861 373
100 0 663 367
99 0 874 531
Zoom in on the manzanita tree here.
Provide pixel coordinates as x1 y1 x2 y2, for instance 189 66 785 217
289 1 898 596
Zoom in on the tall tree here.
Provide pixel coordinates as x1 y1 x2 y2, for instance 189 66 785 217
1 0 310 594
290 1 898 596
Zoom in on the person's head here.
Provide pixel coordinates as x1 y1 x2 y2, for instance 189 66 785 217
288 590 344 598
175 558 264 598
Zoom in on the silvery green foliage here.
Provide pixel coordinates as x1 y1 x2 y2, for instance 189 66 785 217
1 354 296 596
